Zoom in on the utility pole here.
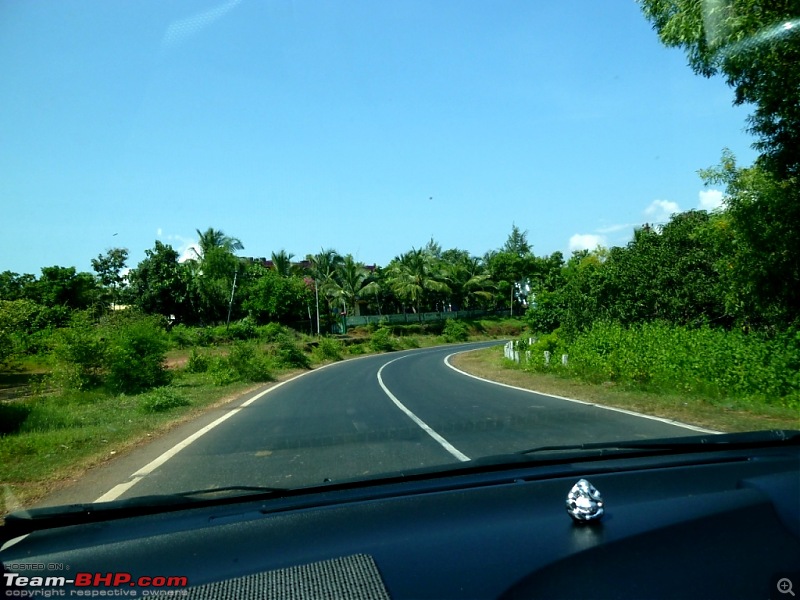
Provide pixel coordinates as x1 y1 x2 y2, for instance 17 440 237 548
226 268 238 329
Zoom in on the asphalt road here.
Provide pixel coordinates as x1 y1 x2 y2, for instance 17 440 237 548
99 342 708 501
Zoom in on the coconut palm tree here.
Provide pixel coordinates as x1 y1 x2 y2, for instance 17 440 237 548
332 255 380 317
193 227 244 259
384 247 450 316
270 249 295 277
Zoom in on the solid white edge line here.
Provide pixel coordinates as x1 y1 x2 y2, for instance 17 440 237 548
94 365 341 503
377 356 470 462
443 349 720 435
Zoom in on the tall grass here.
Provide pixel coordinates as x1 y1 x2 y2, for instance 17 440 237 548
521 322 800 408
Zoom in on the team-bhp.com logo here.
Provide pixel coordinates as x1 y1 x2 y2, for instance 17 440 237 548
4 571 188 596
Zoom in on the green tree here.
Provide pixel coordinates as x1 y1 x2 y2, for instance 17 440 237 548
638 0 800 177
128 241 190 322
700 153 800 326
384 248 450 315
186 228 245 324
194 227 244 258
91 247 129 308
241 264 312 324
639 0 800 328
270 250 295 277
332 255 380 317
30 266 100 311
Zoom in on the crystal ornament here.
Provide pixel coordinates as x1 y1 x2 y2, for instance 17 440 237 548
566 479 604 522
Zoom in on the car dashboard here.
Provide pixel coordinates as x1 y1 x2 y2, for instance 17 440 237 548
2 433 799 599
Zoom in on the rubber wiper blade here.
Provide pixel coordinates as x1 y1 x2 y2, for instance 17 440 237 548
2 486 289 539
518 429 800 456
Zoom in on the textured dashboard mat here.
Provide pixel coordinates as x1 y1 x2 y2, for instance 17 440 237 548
186 553 391 600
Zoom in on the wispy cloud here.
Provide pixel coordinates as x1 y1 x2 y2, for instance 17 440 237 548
162 0 241 49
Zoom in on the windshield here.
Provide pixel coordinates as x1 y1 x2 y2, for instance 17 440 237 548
1 1 798 516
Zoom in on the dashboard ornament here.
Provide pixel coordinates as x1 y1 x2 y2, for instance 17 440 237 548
566 479 605 523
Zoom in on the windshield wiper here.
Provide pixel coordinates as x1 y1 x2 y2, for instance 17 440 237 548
2 485 288 541
517 429 800 456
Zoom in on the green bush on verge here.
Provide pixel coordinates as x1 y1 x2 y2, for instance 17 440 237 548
442 319 469 343
139 387 191 413
207 342 274 385
313 337 344 362
368 328 395 352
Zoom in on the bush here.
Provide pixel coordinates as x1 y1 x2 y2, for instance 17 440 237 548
442 319 469 343
139 387 191 413
49 312 105 391
186 348 210 373
348 343 366 355
313 337 344 362
396 336 420 349
368 328 395 352
559 321 800 407
227 317 258 341
103 315 171 394
207 342 274 385
257 322 287 342
270 335 310 369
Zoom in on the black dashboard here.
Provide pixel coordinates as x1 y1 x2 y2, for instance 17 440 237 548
3 432 799 599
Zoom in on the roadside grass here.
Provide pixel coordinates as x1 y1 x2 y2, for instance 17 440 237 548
451 347 800 433
0 373 280 515
1 318 520 516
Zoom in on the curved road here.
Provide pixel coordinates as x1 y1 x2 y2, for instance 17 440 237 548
102 342 708 500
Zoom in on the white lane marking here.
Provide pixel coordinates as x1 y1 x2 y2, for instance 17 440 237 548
377 356 470 462
443 350 719 435
95 365 339 503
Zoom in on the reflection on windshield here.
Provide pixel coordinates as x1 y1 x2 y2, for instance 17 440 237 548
0 0 798 514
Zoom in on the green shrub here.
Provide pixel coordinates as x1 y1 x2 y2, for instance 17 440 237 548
270 335 310 369
397 336 421 349
139 387 191 413
103 315 171 394
205 342 274 385
49 312 105 391
186 348 210 373
369 328 395 352
557 321 800 407
257 322 287 342
348 343 366 355
313 337 344 362
227 317 258 340
442 319 469 343
226 342 275 382
207 357 240 386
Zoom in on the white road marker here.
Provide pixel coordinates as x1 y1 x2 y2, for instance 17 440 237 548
377 356 470 462
94 366 337 503
444 350 719 434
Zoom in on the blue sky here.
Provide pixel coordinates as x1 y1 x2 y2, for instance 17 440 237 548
1 0 758 276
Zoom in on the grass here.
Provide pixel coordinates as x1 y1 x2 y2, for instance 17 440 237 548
0 373 288 515
451 347 800 433
0 317 522 516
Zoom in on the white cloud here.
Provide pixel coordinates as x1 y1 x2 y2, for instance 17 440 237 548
163 234 201 263
156 228 163 237
644 199 680 222
698 189 725 211
569 233 606 252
